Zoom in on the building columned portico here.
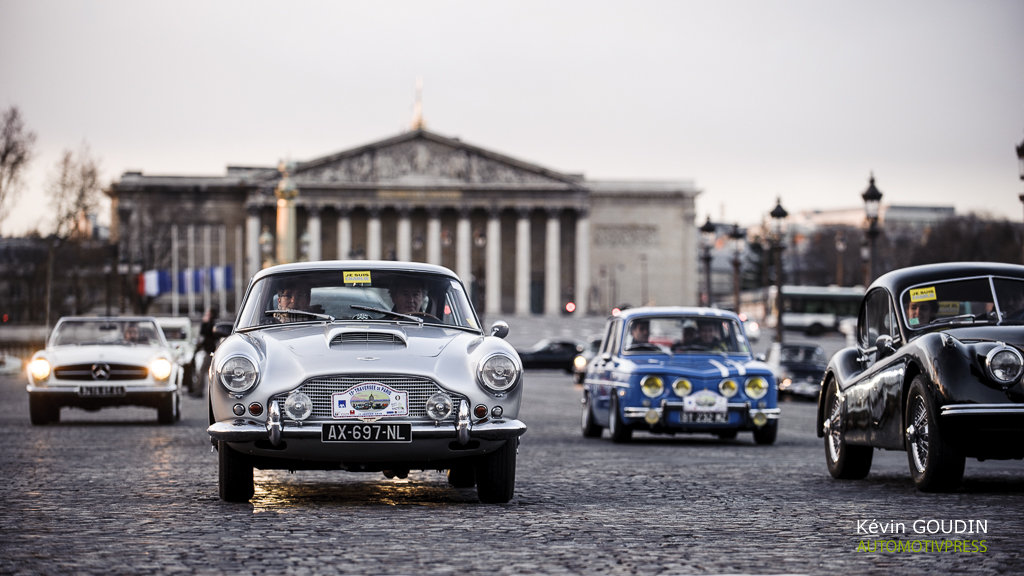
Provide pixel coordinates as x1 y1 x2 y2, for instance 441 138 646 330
109 129 699 317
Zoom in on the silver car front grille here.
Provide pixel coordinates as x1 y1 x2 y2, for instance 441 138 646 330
271 374 464 422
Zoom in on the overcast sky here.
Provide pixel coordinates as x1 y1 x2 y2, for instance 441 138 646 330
2 0 1023 236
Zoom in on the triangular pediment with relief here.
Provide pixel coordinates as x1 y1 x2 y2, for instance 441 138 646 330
276 130 580 188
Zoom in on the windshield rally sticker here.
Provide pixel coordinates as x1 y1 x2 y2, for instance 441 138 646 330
332 382 408 420
910 287 937 302
343 271 372 285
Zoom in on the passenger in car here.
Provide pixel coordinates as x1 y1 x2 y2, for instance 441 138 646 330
273 278 324 322
697 320 727 352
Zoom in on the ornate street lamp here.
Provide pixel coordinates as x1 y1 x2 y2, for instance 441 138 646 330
834 229 847 286
770 198 788 344
700 216 716 307
275 161 299 264
1016 135 1024 264
861 174 883 283
730 223 744 313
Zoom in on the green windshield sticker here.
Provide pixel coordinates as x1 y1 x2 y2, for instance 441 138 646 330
910 287 936 302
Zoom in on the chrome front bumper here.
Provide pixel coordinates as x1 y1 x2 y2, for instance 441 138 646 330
27 382 178 394
208 416 528 444
623 402 781 423
941 403 1024 416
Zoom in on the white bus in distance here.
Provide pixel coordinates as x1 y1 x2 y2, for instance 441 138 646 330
767 285 865 336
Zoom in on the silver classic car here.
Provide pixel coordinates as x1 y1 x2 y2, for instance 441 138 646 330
26 317 183 424
207 261 527 503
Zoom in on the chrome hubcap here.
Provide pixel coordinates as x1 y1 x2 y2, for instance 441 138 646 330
827 393 842 462
908 395 929 473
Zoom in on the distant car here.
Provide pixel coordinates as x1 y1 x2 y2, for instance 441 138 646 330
0 352 23 374
765 343 826 400
819 262 1024 492
207 261 527 503
155 317 197 392
26 317 182 425
581 307 779 444
517 338 584 372
572 334 603 384
739 313 761 343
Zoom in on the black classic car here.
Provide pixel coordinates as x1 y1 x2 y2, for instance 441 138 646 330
516 339 584 372
818 262 1024 492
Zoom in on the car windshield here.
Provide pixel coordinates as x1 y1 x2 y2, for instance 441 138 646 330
236 269 480 331
52 320 164 347
781 346 827 365
900 277 1024 329
622 316 749 355
160 326 189 341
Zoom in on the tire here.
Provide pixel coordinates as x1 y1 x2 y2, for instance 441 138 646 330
753 420 778 445
581 392 602 438
475 439 516 503
573 371 584 385
447 465 476 488
29 395 58 425
218 440 254 502
183 363 196 395
157 393 177 425
716 430 738 440
608 392 632 443
807 323 825 336
905 376 965 492
823 381 873 479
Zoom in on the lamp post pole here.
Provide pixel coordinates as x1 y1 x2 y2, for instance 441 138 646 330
700 216 716 307
861 174 883 284
1016 136 1024 264
834 230 846 286
770 198 788 344
730 224 744 314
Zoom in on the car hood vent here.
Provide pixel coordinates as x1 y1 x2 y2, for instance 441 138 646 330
330 331 407 349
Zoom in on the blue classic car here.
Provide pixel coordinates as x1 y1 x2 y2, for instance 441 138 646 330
581 307 779 443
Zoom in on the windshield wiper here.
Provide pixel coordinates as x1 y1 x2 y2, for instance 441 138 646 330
264 309 335 322
349 305 423 323
926 313 988 327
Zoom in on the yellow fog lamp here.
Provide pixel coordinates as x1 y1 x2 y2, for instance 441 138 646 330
644 409 661 425
672 378 692 397
752 411 769 427
640 375 664 398
718 378 738 398
150 358 173 381
744 376 769 399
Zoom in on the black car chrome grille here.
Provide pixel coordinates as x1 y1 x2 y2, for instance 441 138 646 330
270 374 463 421
330 332 406 349
53 363 149 381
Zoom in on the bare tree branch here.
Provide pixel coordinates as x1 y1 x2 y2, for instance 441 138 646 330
46 144 101 241
0 106 37 229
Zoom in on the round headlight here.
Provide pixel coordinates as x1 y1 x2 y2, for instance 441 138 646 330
478 354 519 393
745 376 769 399
640 375 664 398
573 355 588 371
29 359 51 381
284 391 313 420
986 346 1023 384
719 379 738 398
150 358 173 381
672 378 692 397
218 356 259 393
425 392 453 421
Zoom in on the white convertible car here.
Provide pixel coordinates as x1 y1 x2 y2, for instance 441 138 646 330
207 261 527 503
26 317 183 425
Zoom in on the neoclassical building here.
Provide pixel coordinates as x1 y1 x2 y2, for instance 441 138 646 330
109 129 699 316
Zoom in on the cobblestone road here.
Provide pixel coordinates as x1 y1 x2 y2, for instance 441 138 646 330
1 367 1023 575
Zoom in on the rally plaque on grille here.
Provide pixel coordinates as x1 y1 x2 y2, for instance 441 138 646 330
331 382 408 419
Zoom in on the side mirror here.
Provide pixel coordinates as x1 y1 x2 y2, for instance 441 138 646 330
755 353 766 362
489 321 509 339
601 352 612 361
212 322 234 338
875 334 895 358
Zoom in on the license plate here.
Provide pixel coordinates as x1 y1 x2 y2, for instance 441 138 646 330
681 412 729 423
78 386 126 397
321 423 412 443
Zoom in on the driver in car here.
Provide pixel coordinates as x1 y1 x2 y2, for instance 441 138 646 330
697 320 728 352
388 277 440 321
273 278 324 323
906 300 936 327
625 319 650 350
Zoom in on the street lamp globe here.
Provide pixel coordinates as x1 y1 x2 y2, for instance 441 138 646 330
861 174 883 221
700 215 717 245
1016 136 1024 181
770 197 788 235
